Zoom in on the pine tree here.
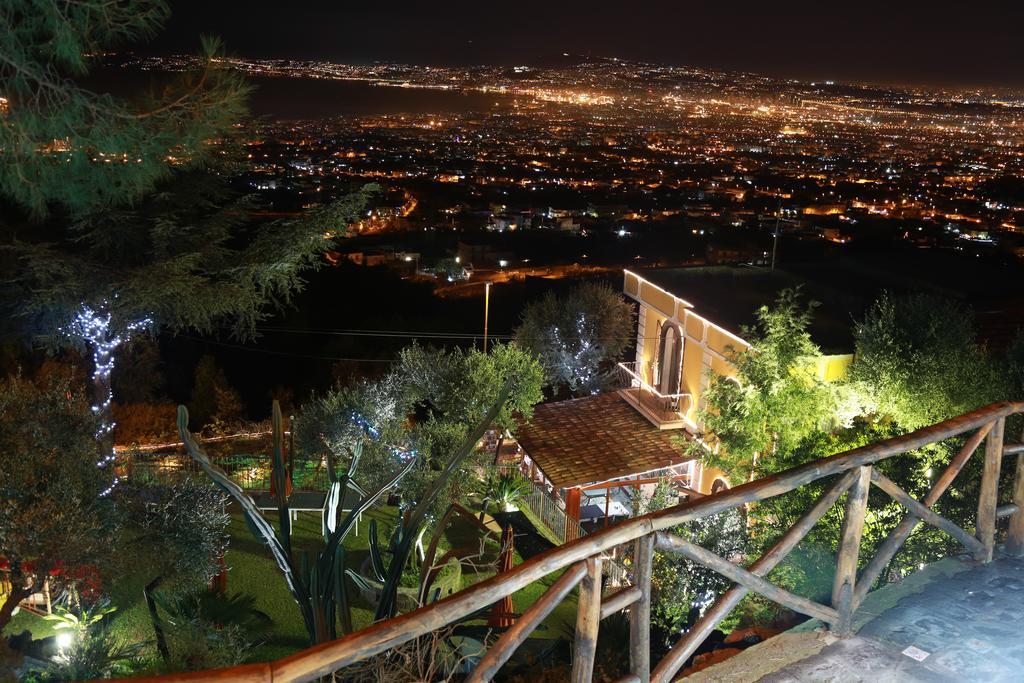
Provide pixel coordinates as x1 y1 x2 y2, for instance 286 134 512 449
0 2 372 468
189 354 243 430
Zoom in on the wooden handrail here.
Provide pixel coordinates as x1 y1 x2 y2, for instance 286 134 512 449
468 562 587 682
655 531 841 624
119 400 1024 683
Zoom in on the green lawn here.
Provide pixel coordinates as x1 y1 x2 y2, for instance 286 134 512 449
222 503 401 659
4 498 578 665
2 504 399 659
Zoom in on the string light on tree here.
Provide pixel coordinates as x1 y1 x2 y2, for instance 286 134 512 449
350 411 418 463
549 313 602 394
64 302 152 493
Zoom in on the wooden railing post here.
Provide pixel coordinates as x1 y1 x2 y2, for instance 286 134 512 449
831 465 871 636
571 556 603 683
630 533 654 682
1007 425 1024 556
976 417 1005 562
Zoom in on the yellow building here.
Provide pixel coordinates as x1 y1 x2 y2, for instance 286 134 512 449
621 267 853 493
514 266 857 534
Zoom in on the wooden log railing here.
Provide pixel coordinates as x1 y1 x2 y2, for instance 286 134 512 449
121 400 1024 683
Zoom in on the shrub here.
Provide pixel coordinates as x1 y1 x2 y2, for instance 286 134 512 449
112 402 179 445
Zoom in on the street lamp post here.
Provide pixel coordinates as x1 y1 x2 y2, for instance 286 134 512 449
483 281 491 353
771 199 781 271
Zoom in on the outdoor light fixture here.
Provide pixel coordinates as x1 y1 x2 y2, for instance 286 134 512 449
56 632 74 650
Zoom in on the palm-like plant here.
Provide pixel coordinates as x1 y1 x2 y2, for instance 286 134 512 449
152 588 273 670
152 589 273 639
480 473 532 513
43 601 144 680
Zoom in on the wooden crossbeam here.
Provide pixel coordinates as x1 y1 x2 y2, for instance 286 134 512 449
977 418 1005 562
468 562 587 682
1009 424 1024 555
600 586 641 620
997 503 1019 518
571 557 603 683
651 470 857 683
832 466 871 635
629 533 654 681
854 421 993 606
871 470 985 556
654 532 840 625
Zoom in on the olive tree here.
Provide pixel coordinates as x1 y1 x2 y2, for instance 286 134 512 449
851 292 1008 430
515 281 635 395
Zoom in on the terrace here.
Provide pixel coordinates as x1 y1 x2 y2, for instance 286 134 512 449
615 359 692 429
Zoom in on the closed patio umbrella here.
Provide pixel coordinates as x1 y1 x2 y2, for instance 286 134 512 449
487 525 516 628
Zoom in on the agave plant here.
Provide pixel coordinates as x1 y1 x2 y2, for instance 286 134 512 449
178 381 511 643
359 382 512 621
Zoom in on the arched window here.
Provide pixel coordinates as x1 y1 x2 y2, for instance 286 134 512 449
711 478 730 494
657 321 683 395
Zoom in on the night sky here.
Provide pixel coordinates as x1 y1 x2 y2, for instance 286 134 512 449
150 1 1024 88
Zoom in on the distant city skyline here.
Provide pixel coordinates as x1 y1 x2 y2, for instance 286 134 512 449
151 1 1024 89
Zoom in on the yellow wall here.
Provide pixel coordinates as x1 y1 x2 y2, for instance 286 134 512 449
681 345 704 422
625 269 855 459
812 354 854 382
624 271 640 298
641 308 663 370
640 281 677 318
698 464 730 494
706 325 745 356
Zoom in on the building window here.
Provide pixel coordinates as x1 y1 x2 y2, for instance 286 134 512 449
657 321 683 394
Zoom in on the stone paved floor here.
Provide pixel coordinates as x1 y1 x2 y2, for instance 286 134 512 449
758 555 1024 682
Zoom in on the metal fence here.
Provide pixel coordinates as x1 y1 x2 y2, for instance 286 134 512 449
119 453 332 492
492 464 630 585
615 360 692 426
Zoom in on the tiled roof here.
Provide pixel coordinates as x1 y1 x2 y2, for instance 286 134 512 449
515 392 692 489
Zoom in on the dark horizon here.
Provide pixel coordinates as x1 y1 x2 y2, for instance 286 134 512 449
150 1 1024 90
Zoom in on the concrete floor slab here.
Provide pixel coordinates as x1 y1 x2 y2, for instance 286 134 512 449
681 553 1024 682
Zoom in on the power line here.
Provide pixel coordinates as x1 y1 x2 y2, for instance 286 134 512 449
255 326 674 342
178 334 397 363
256 326 509 340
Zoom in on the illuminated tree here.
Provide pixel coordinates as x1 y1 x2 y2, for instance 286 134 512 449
515 281 635 395
851 292 1008 430
299 343 543 508
633 479 747 652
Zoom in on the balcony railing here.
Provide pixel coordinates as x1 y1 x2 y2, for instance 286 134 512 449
118 400 1024 683
616 360 692 429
